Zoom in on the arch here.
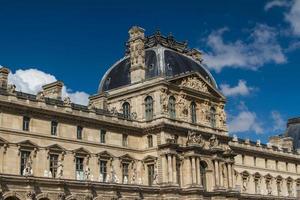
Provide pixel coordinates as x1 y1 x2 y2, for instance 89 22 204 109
190 101 197 123
168 96 176 119
66 195 77 200
36 193 50 200
144 96 153 121
122 102 131 119
3 191 23 200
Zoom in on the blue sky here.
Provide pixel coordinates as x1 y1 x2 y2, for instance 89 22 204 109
0 0 299 142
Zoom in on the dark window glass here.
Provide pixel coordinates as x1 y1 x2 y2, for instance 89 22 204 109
75 157 84 180
49 154 59 178
23 116 30 131
210 107 216 128
200 161 208 190
122 163 129 183
122 102 131 119
20 151 31 175
51 121 58 136
145 96 153 121
100 129 106 143
99 160 107 182
168 96 176 119
191 102 197 123
122 134 128 147
77 126 83 140
147 135 153 148
147 164 154 186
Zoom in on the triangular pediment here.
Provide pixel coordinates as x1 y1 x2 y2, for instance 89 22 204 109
97 150 114 159
119 153 135 162
167 72 225 99
142 155 157 162
73 147 90 155
47 144 66 152
18 140 38 149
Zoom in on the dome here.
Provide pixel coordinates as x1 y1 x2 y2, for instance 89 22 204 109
98 33 217 93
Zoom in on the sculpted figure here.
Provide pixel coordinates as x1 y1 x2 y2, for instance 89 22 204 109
7 84 16 93
186 130 205 147
23 156 33 176
84 166 91 180
57 161 64 178
176 94 188 118
37 91 45 101
131 166 137 184
160 88 169 114
63 96 72 106
209 135 219 148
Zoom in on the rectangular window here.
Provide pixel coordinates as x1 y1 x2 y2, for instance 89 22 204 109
75 157 84 180
23 116 30 131
254 157 256 166
122 134 128 147
99 160 107 182
265 159 268 168
51 121 58 136
100 129 106 144
286 162 289 171
122 163 129 183
77 126 83 140
20 151 31 175
276 160 278 170
147 164 154 186
147 135 153 148
242 155 245 165
49 154 59 178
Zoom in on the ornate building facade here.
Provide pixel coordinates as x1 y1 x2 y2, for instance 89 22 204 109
0 26 299 200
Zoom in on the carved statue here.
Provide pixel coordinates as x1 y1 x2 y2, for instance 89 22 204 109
84 166 91 180
209 135 219 148
242 177 248 192
180 76 208 93
153 164 158 184
57 161 64 178
7 84 16 93
176 94 188 119
63 97 71 106
266 180 272 195
37 91 45 101
217 105 226 127
23 156 33 176
160 88 169 114
200 101 210 122
186 130 205 147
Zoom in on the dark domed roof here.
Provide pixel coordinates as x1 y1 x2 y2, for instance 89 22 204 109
98 46 217 92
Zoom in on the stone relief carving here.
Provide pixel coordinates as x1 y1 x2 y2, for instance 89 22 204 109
63 97 72 106
209 135 219 149
84 166 91 180
57 161 64 178
26 191 35 200
36 91 45 101
186 130 205 148
180 76 208 93
216 105 226 127
176 94 188 119
200 101 210 122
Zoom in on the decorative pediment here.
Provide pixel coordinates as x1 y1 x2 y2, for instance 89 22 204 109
142 155 157 163
17 140 38 150
46 144 66 153
97 151 114 160
119 154 135 163
72 147 90 156
180 75 209 93
264 173 273 180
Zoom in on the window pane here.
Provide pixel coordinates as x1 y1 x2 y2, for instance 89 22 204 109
122 102 130 119
122 163 129 183
148 164 154 186
100 129 106 143
168 96 176 119
77 126 82 139
23 116 30 131
99 160 107 182
20 151 31 175
145 96 153 121
51 121 58 136
49 154 59 178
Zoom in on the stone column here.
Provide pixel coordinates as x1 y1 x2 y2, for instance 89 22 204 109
231 164 236 189
161 155 168 183
172 155 177 184
214 160 219 187
186 157 192 186
196 158 201 186
168 154 173 183
228 163 232 188
219 162 224 187
191 157 197 185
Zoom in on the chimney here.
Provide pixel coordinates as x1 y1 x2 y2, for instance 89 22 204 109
0 67 10 89
42 81 63 100
128 26 146 84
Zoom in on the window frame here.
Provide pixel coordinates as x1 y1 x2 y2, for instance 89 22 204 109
145 96 153 121
49 154 59 178
51 121 58 136
77 126 83 140
100 129 106 144
122 102 131 119
168 96 176 119
122 134 128 147
20 150 31 175
191 101 197 123
23 116 30 131
147 135 153 148
99 160 107 182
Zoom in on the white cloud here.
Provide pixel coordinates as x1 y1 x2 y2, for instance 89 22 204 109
264 0 291 11
285 0 300 36
228 102 263 134
8 68 89 105
220 80 253 97
203 24 286 72
271 111 286 131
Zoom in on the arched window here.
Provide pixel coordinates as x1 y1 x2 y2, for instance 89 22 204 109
122 102 130 119
168 96 176 119
200 161 208 190
210 107 216 128
191 102 197 123
145 96 153 121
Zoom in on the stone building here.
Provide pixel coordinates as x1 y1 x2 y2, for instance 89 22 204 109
0 26 299 200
